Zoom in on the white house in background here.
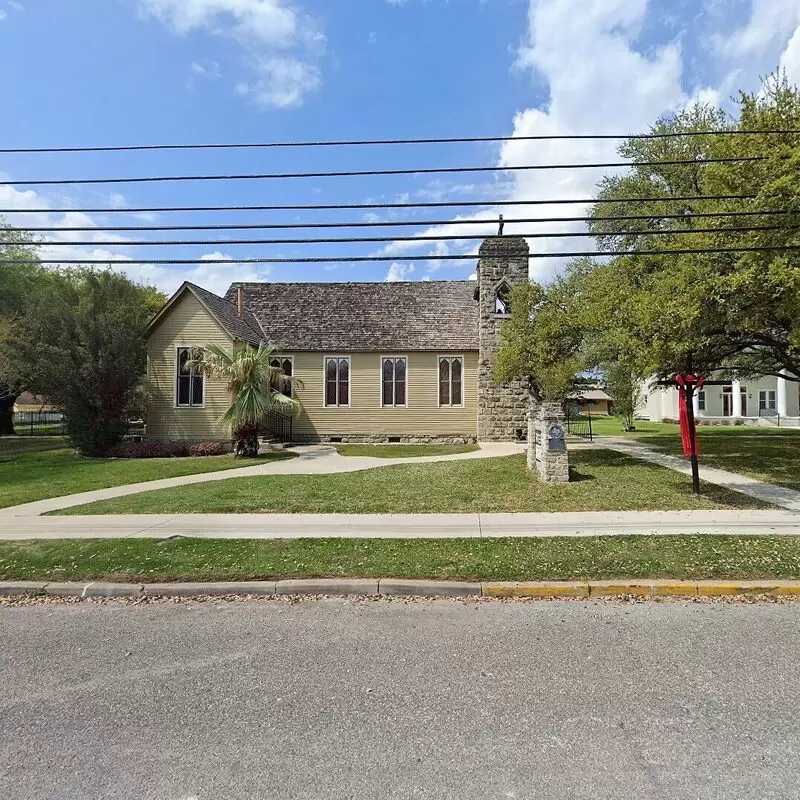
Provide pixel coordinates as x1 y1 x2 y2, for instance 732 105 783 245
641 371 800 425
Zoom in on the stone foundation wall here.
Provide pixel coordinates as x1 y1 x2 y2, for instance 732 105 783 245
293 433 478 445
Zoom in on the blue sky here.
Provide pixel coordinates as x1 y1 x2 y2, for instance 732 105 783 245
1 0 800 295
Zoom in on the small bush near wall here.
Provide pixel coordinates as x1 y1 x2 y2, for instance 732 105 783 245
186 441 228 457
108 441 229 459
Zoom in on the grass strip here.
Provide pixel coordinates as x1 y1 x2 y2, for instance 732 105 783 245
0 449 296 509
56 451 767 515
2 536 800 583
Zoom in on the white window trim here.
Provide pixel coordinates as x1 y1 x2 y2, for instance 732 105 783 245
323 355 352 408
437 354 465 409
697 389 706 411
380 355 409 408
759 389 777 410
174 346 205 409
270 354 295 398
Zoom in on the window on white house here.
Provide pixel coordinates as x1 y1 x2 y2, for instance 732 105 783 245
269 356 294 397
759 390 776 411
176 347 204 407
325 357 350 407
439 357 463 406
495 282 511 315
697 390 706 412
382 357 407 406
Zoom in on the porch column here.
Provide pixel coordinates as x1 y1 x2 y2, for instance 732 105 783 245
777 370 789 418
732 379 743 418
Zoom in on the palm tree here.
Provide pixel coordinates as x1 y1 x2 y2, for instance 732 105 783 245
191 343 299 457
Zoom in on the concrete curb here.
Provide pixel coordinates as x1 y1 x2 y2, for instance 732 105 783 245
2 578 800 599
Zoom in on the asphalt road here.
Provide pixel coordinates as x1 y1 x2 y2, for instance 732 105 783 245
1 597 799 800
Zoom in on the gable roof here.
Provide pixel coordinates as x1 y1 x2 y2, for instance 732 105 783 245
148 282 263 346
223 281 478 352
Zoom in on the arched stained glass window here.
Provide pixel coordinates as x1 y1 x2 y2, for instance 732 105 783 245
438 357 463 407
325 357 351 407
382 357 407 407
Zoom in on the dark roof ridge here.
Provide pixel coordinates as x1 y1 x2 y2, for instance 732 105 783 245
226 279 472 287
181 281 263 345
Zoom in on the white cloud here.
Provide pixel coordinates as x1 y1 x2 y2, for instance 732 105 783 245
0 11 7 21
385 262 414 282
718 0 800 59
242 57 321 109
7 1 23 9
139 0 324 109
780 26 800 85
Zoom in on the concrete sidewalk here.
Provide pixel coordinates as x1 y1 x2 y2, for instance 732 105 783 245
599 437 800 512
1 509 799 540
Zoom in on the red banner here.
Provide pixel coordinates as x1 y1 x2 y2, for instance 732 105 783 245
675 374 704 457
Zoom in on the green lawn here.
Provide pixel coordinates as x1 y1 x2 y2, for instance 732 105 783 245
0 449 296 509
335 443 480 458
630 428 800 492
0 436 67 454
3 536 800 583
58 450 765 515
587 417 800 492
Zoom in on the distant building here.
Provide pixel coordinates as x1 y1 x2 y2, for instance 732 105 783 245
640 371 800 425
567 387 613 416
13 392 59 414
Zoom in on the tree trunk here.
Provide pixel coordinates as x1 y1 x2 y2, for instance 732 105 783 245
234 435 260 457
0 392 16 436
233 423 260 457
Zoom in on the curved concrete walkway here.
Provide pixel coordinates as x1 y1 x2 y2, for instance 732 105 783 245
0 442 526 518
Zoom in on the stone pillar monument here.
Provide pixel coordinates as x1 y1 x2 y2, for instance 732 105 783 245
476 236 531 441
528 401 570 483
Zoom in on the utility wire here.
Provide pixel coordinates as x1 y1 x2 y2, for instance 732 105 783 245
16 209 796 233
2 129 799 154
0 193 761 215
9 244 800 266
0 156 767 187
16 224 787 248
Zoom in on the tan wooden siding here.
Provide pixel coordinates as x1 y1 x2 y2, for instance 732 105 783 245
146 292 233 441
290 352 478 438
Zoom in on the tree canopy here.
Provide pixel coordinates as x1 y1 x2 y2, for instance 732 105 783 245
0 221 49 435
3 268 165 455
498 73 800 402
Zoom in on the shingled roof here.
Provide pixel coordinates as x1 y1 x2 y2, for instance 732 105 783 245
187 283 263 346
222 281 479 351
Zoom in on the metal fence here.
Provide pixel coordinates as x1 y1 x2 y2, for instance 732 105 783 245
262 408 293 443
12 411 67 437
565 407 594 441
11 412 146 439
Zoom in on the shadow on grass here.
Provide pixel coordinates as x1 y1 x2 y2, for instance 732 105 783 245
568 467 596 483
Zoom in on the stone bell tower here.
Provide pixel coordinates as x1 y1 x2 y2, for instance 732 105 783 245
476 235 531 441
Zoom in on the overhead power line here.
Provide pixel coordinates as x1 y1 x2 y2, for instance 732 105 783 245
0 156 767 187
0 193 760 215
16 209 795 233
15 224 787 248
9 244 800 266
2 129 799 154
